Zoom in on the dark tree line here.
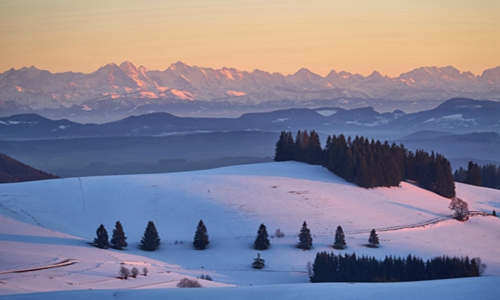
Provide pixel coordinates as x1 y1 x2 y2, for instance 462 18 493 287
310 252 482 283
275 131 456 198
454 161 500 190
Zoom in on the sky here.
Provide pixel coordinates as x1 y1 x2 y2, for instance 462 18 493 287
0 0 498 77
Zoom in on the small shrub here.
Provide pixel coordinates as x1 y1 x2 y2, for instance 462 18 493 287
368 229 380 248
275 228 285 238
143 267 149 276
177 278 202 288
131 267 139 278
252 253 265 269
119 266 130 279
307 261 313 276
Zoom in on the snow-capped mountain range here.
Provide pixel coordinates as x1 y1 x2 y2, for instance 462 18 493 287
1 62 499 114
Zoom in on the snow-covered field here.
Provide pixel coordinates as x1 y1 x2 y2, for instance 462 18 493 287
0 162 499 299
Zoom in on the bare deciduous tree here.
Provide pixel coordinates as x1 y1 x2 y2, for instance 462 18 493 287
449 197 470 221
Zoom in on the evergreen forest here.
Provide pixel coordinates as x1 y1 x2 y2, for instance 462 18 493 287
310 252 482 283
274 131 456 198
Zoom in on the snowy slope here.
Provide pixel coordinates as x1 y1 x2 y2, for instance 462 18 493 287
0 162 499 298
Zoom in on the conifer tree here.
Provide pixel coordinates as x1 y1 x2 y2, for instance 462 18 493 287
368 229 379 247
93 224 109 249
252 253 265 269
193 220 209 250
466 161 482 186
140 221 161 251
110 221 127 250
254 223 270 250
297 221 313 250
333 225 346 249
274 131 294 161
307 130 323 165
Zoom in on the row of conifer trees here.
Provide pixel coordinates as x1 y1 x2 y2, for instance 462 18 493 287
310 252 483 283
96 221 377 253
275 130 456 198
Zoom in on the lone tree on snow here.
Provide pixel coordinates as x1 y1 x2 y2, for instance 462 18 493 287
333 225 347 249
193 220 210 250
110 221 127 250
449 197 470 221
254 223 270 250
252 253 265 269
368 229 380 247
297 221 313 250
140 221 161 251
93 224 109 249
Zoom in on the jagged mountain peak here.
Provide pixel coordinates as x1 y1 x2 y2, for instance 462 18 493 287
367 70 384 79
168 61 190 71
399 65 474 81
481 66 500 83
119 61 138 70
325 69 339 78
291 68 317 77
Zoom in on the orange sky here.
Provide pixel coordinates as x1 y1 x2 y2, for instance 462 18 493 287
0 0 498 77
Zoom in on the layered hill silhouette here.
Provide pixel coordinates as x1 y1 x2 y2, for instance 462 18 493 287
0 98 498 140
0 153 59 183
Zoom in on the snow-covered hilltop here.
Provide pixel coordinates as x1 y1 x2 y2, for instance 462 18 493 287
1 62 499 112
0 162 499 298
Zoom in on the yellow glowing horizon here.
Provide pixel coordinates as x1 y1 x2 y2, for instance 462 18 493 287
0 0 498 77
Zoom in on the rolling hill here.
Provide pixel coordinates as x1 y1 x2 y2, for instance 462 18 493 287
0 162 499 298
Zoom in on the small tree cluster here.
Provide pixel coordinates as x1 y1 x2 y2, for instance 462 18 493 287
93 222 127 250
193 220 210 250
199 274 213 281
254 223 270 250
449 197 470 221
275 130 322 165
177 278 202 288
